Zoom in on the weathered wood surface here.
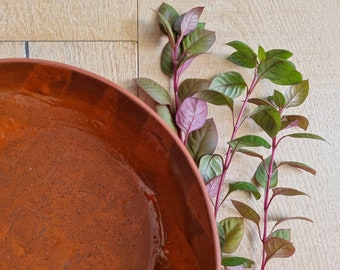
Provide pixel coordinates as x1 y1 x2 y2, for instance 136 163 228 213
0 0 137 40
0 0 339 269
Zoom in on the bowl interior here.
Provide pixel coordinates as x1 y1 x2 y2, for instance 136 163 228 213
0 59 219 269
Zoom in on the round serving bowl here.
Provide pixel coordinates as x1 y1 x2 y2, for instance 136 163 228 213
0 58 219 269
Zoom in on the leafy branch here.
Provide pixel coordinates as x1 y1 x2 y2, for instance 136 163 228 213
135 3 325 269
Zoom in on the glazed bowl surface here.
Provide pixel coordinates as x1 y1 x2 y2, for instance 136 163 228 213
0 59 219 269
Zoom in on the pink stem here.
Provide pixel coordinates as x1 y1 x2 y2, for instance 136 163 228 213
260 136 277 270
214 71 259 218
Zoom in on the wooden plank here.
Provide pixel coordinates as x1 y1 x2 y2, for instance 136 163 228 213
0 0 137 41
0 42 25 57
29 42 137 93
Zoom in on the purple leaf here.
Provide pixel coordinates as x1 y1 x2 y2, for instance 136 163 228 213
180 6 204 37
175 97 208 142
177 57 195 77
206 175 221 198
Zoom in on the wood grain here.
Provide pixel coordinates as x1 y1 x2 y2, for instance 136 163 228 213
29 42 137 93
0 0 137 41
0 42 25 57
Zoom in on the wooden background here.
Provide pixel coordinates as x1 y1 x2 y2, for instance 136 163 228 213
1 0 339 269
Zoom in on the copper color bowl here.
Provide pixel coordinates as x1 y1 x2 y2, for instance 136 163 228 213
0 59 219 269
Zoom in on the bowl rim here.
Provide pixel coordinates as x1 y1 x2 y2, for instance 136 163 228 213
0 57 221 268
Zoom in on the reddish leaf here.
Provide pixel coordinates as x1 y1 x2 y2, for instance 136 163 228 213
175 97 208 141
238 149 264 160
187 119 218 163
264 237 295 263
231 200 260 227
272 216 313 232
279 161 316 175
178 78 211 101
281 115 309 130
272 187 309 198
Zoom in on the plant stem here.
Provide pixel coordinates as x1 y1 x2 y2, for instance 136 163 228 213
172 42 182 141
172 44 180 111
260 136 277 270
214 71 259 218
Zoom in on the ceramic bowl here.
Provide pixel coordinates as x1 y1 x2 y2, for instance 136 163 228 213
0 58 219 269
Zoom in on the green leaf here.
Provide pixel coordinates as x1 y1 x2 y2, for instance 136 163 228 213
284 132 326 142
227 181 261 200
231 200 260 227
265 49 293 61
221 256 255 267
156 105 178 134
187 119 218 163
228 135 271 152
217 222 226 251
198 153 223 183
226 40 257 68
182 29 215 60
194 90 234 110
160 42 174 76
157 3 179 35
178 78 211 101
209 71 247 99
196 22 205 30
134 78 171 105
272 187 309 197
279 161 316 175
257 57 302 85
281 115 309 130
156 11 176 46
258 45 266 63
250 105 281 138
272 90 286 108
284 80 309 108
255 156 278 188
270 229 291 241
264 237 295 262
220 217 244 253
